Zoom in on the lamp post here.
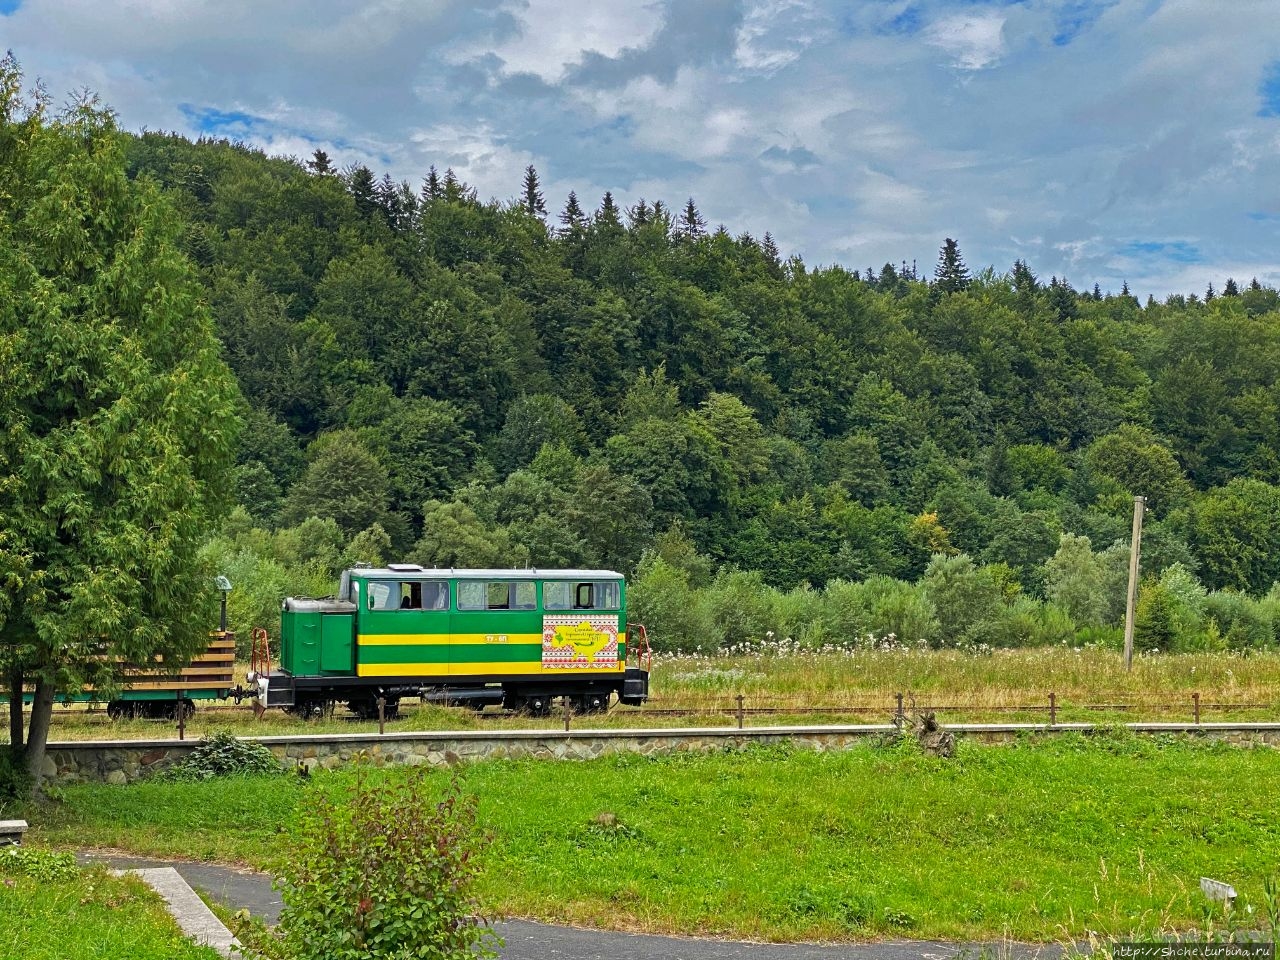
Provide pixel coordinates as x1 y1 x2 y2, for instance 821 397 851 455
215 575 233 633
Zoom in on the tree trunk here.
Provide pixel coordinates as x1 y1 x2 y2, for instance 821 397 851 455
6 665 22 751
24 679 54 790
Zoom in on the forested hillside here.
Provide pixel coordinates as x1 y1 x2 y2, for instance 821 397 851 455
124 132 1280 652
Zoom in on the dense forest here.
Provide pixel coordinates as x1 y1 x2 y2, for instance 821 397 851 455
123 132 1280 654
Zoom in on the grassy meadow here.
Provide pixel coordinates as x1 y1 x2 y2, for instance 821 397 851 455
0 858 223 960
25 646 1280 742
25 732 1280 943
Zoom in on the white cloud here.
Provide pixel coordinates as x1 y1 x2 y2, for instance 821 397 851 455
4 0 1280 301
923 12 1006 70
460 0 665 83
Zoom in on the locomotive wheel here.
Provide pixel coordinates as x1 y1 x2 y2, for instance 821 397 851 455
581 692 610 714
348 697 400 721
524 694 552 717
289 699 328 720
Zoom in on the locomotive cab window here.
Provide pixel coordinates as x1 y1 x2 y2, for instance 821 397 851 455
368 582 397 611
575 581 620 610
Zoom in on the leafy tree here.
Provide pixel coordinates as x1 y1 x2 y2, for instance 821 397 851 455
1187 478 1280 593
0 61 238 789
493 393 586 475
919 554 1004 645
1084 425 1192 514
1133 578 1176 652
281 431 391 537
410 500 526 568
1043 534 1110 626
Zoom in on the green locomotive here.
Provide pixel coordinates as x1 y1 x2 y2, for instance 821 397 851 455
255 565 650 717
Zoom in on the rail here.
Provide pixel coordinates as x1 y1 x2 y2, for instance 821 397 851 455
33 688 1277 738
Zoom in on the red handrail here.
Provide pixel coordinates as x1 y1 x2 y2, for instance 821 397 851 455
626 622 652 671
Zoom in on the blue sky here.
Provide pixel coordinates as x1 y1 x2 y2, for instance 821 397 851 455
3 0 1278 299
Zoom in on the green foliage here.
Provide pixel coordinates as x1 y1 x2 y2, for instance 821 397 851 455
155 732 283 782
1043 533 1112 627
0 846 78 882
0 56 239 788
1133 579 1176 652
52 96 1280 656
0 748 33 805
919 554 1004 646
629 556 720 652
275 769 498 960
1085 425 1192 514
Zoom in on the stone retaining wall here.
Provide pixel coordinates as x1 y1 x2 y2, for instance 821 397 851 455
41 721 1280 784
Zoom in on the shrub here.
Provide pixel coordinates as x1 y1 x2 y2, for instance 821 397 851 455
629 555 721 652
0 846 78 882
275 767 498 960
0 747 32 806
154 732 283 782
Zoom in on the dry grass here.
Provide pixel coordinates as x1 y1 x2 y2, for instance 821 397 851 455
13 647 1279 741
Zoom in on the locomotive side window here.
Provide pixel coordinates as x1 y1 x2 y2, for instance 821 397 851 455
422 581 450 610
486 582 510 609
399 582 423 610
574 583 594 609
368 582 396 611
594 581 621 610
457 581 485 610
543 581 572 610
513 581 536 609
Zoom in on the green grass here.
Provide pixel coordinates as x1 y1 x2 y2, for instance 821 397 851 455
25 733 1280 943
0 861 224 960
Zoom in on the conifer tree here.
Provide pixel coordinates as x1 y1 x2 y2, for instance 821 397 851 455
521 164 547 217
347 164 378 220
933 238 970 293
1224 277 1240 297
627 197 652 227
559 190 586 234
596 190 621 228
0 58 238 790
308 149 334 176
679 197 707 239
761 232 781 266
421 165 442 202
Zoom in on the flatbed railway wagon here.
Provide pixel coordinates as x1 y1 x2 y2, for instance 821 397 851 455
256 566 651 718
4 631 238 720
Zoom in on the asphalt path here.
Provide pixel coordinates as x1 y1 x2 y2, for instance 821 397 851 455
77 852 1063 960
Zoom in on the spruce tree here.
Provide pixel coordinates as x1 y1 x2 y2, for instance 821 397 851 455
559 190 586 234
421 165 442 202
679 197 707 239
307 149 334 176
933 238 970 293
596 190 621 228
521 164 547 217
1224 277 1240 297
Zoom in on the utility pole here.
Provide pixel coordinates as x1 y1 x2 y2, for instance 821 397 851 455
1123 495 1146 671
